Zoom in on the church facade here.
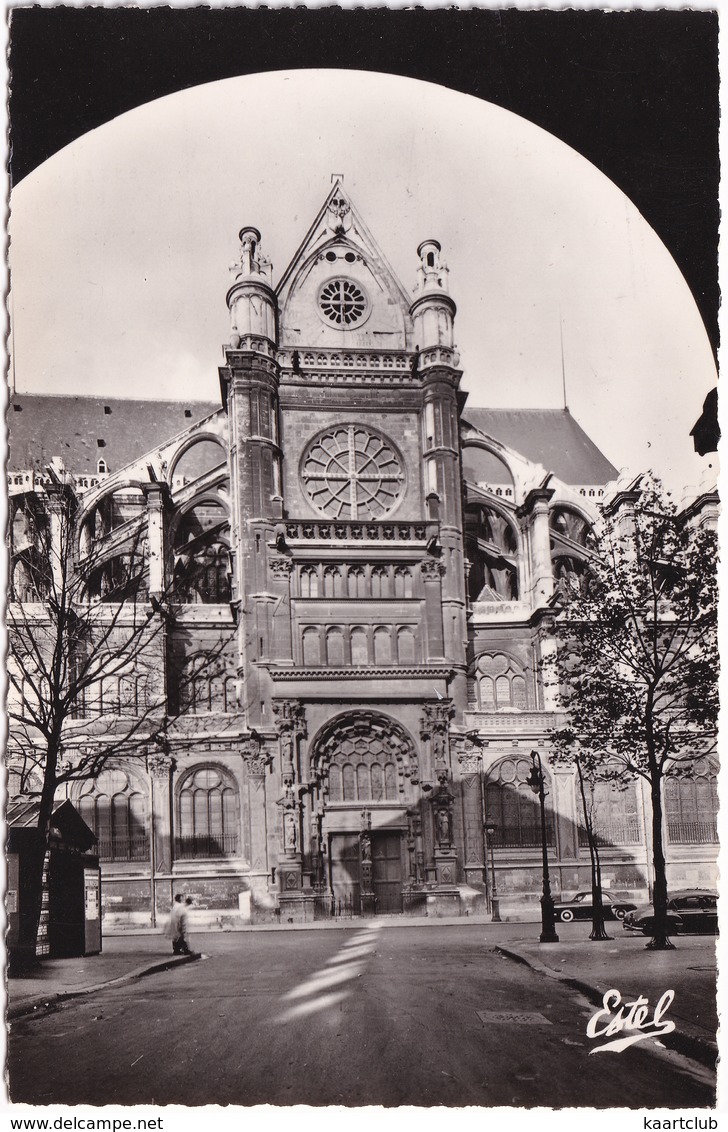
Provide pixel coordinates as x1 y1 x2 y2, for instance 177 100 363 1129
7 180 719 927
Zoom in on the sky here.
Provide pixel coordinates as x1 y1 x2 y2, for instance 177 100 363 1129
8 68 718 499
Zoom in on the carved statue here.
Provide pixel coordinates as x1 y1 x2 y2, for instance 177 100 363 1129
284 810 297 853
436 808 452 845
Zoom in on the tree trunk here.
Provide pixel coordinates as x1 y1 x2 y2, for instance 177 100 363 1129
646 773 675 950
576 759 611 941
14 744 59 970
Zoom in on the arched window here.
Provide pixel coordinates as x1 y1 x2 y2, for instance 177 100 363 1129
350 627 369 665
578 777 642 846
371 566 390 599
373 626 392 665
348 567 366 598
323 566 341 598
300 567 319 598
78 768 149 862
484 757 555 848
475 654 528 711
302 627 322 667
316 712 417 805
176 656 235 714
224 676 238 713
665 759 718 843
176 766 239 859
326 741 400 802
394 567 413 598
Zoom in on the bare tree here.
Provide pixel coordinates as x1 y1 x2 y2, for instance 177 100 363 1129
7 476 236 961
548 475 718 950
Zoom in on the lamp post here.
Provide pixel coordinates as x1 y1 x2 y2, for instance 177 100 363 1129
527 750 559 943
484 821 501 922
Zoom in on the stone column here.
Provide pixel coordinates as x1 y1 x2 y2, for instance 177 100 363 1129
268 557 294 660
420 702 460 914
457 749 486 888
141 482 170 595
147 751 174 926
420 558 446 658
241 737 271 912
517 487 555 608
359 810 376 916
273 700 313 922
44 481 76 596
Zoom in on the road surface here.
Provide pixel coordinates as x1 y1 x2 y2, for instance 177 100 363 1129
8 922 715 1107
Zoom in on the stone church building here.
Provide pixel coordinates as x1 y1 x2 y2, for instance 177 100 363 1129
7 179 719 927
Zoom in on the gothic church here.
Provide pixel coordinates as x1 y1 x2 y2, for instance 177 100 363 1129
8 179 718 927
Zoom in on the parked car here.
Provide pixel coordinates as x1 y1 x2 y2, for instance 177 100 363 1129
553 890 637 922
622 890 718 936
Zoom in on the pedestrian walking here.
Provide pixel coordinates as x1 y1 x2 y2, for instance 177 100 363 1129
165 893 188 955
181 895 196 956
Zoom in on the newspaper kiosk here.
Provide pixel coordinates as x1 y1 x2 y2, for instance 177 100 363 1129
7 798 101 963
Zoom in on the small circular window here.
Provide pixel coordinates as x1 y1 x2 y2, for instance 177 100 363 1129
319 278 368 327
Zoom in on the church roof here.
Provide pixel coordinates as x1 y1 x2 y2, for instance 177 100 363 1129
461 407 618 485
8 394 617 488
8 393 219 474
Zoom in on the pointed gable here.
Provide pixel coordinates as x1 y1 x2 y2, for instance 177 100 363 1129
276 178 414 352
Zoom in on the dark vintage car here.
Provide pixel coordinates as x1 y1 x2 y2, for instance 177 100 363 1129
622 890 718 936
553 890 637 923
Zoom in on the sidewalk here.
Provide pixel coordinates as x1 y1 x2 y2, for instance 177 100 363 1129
492 925 718 1069
7 936 199 1020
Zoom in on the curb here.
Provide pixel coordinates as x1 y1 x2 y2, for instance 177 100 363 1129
104 914 500 935
494 944 718 1071
8 952 201 1021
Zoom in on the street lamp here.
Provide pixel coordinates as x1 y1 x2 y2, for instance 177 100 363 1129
526 750 559 943
484 821 501 922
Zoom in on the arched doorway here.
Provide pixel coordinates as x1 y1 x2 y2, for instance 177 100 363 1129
312 711 419 915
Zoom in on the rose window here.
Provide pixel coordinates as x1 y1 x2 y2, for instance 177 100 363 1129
301 425 404 520
318 279 368 326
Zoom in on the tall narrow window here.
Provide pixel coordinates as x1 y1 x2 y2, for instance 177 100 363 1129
371 566 389 599
300 567 319 598
78 769 149 862
394 567 413 598
323 566 340 598
664 759 718 844
348 567 366 598
176 766 239 859
485 757 555 848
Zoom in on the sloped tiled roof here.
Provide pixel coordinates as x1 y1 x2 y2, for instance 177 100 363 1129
8 393 220 475
7 798 97 849
462 407 618 485
8 395 617 488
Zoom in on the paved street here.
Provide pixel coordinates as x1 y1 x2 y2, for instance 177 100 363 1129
8 923 715 1108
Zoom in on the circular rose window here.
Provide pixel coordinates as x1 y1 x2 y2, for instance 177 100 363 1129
318 278 368 327
301 425 405 520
